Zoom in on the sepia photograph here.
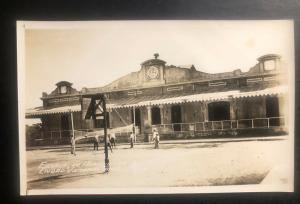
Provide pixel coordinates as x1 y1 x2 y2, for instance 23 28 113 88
17 20 294 195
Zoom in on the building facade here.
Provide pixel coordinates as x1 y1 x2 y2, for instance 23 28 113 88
26 54 288 145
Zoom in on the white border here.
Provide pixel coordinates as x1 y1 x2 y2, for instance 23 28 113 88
17 21 27 195
17 20 295 195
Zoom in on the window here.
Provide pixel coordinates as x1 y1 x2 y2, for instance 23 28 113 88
209 81 226 86
60 86 67 94
264 60 276 71
171 105 182 131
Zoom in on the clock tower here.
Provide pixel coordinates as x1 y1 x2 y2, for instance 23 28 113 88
141 53 166 86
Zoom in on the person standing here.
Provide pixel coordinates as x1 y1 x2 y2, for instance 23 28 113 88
152 128 160 149
93 135 99 151
110 131 116 148
105 135 113 153
129 132 134 148
71 136 76 155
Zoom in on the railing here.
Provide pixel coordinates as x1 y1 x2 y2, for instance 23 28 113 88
152 116 285 133
33 127 136 145
30 117 285 145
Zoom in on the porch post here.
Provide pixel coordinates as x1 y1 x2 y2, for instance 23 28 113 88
71 111 75 139
159 104 164 124
230 97 237 121
70 111 75 155
202 102 208 121
133 106 136 142
147 106 152 143
147 106 152 126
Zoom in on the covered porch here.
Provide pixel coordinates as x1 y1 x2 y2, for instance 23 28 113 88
107 85 288 141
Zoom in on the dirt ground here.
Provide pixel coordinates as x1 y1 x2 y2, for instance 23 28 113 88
26 139 291 189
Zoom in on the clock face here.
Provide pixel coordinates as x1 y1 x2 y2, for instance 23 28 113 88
146 66 159 79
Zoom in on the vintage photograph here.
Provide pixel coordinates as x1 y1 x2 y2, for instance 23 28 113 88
18 20 294 195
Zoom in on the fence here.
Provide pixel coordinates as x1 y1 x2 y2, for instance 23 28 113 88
32 127 136 146
31 117 285 145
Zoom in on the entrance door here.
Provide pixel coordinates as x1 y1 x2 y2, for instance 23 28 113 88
131 108 141 133
171 105 182 131
151 107 161 125
208 101 230 121
266 96 280 126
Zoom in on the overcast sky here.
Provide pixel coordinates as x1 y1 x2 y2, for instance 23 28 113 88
24 20 294 110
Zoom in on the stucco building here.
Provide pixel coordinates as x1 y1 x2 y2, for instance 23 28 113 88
26 54 288 145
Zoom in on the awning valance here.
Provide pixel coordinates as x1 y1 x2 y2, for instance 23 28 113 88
26 85 287 117
26 105 81 118
107 85 287 109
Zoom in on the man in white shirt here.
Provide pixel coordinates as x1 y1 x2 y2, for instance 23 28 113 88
152 128 160 149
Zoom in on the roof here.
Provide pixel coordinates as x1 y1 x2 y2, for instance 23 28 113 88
257 54 281 62
26 105 81 118
55 81 73 87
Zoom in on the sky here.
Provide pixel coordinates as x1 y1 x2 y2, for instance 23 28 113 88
24 20 294 110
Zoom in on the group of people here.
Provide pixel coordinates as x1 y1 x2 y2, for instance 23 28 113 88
93 132 116 152
92 127 160 151
129 127 160 149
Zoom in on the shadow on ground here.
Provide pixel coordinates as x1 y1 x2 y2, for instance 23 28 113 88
47 143 221 153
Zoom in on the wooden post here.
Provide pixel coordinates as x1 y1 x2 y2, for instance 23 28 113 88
102 95 109 172
133 106 136 143
70 111 75 155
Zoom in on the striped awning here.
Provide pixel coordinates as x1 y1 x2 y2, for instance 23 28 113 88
26 105 81 118
107 85 287 109
26 85 287 117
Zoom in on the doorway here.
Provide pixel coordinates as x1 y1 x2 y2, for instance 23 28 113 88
266 96 280 126
171 105 182 131
131 108 141 133
151 107 161 125
208 101 230 121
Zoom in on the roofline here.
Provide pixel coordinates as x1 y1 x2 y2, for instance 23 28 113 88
82 71 284 96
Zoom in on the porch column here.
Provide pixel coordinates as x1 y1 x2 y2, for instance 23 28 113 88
147 106 152 126
201 102 208 121
159 105 164 124
230 98 237 120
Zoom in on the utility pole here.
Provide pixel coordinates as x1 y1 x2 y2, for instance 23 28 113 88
102 95 109 172
70 110 76 155
81 93 110 173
